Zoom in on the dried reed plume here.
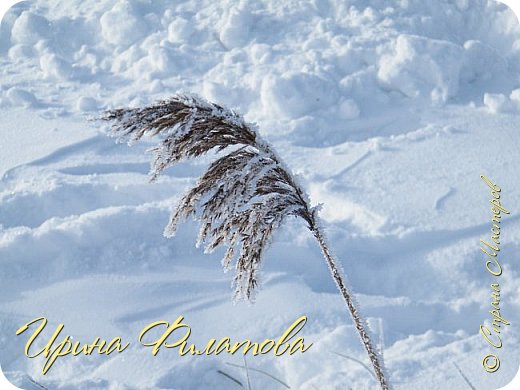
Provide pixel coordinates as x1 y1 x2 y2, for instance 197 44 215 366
100 93 390 389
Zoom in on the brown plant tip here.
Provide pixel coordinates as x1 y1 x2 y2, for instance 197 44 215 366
100 93 313 301
100 94 258 181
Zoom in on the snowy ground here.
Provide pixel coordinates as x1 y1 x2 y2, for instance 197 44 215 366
1 0 520 389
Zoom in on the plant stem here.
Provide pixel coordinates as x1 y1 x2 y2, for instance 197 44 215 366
453 362 476 390
332 351 379 382
243 355 252 390
311 224 390 390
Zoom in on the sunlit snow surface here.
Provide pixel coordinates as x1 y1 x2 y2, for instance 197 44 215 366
1 1 520 389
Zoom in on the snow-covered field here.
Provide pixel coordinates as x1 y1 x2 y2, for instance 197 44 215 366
1 0 520 389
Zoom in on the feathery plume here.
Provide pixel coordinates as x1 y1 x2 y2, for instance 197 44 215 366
99 93 390 389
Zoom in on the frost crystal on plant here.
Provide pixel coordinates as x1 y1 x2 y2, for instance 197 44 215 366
100 93 390 389
101 93 312 300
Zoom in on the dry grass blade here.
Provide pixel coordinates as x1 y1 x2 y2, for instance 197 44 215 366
243 355 252 390
226 362 291 389
100 93 390 389
217 370 244 388
26 376 49 390
333 351 378 382
453 362 477 390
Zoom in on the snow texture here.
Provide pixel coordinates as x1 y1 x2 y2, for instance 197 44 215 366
1 0 520 389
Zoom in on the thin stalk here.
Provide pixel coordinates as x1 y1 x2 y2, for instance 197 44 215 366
378 317 385 358
226 362 291 389
217 370 243 388
26 377 48 390
243 355 252 390
332 351 378 382
311 222 389 390
453 362 476 390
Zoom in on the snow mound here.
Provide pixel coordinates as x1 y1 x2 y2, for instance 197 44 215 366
1 1 520 389
261 72 339 119
100 1 148 47
10 11 50 45
378 34 463 104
